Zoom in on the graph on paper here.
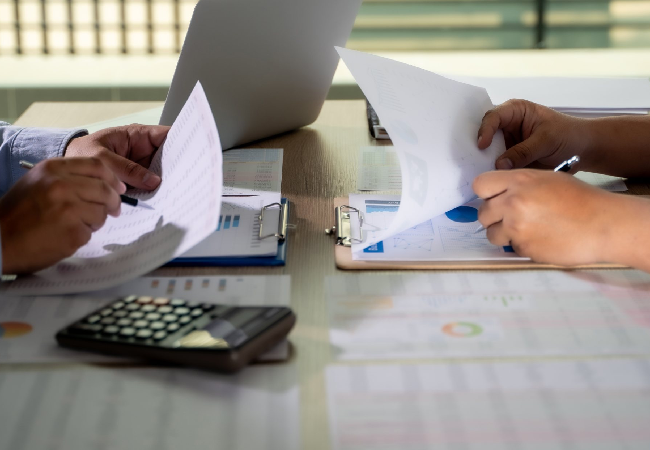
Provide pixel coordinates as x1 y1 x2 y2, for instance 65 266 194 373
327 359 650 450
326 270 650 360
349 194 524 261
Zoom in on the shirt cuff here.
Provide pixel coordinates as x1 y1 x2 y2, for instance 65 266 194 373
9 127 87 188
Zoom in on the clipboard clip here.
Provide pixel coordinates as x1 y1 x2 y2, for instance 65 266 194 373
259 202 293 242
325 205 364 247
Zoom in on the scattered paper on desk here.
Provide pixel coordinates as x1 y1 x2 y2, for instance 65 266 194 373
349 193 525 261
2 82 222 295
336 47 505 252
327 359 650 450
326 270 650 360
0 365 299 450
223 148 283 194
0 275 291 363
82 105 164 133
358 146 628 192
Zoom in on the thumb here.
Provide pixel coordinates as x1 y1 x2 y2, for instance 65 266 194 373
104 151 161 190
495 134 546 170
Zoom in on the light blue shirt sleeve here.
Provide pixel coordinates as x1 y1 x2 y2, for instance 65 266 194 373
0 122 88 275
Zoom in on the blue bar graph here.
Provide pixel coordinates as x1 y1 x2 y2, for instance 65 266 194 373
217 215 223 231
224 215 232 229
233 215 240 228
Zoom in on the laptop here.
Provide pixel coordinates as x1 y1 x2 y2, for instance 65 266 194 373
160 0 362 150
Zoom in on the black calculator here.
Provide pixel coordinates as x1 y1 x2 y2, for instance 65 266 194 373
56 295 296 373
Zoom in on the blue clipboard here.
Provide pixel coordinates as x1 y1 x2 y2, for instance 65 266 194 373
166 198 289 267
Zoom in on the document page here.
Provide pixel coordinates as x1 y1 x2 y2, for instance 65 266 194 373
0 365 299 450
326 270 650 359
348 194 525 261
358 146 628 192
327 359 650 450
3 82 223 295
0 275 290 363
222 148 283 194
336 47 505 252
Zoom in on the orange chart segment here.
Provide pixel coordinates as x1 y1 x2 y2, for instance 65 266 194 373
0 322 33 339
441 321 482 338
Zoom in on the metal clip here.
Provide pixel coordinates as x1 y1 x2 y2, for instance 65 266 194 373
325 205 364 247
259 202 289 242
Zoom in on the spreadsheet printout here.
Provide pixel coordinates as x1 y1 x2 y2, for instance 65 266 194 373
326 270 650 359
0 275 290 363
327 359 650 450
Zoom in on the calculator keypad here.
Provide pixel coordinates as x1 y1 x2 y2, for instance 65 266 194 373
67 296 225 345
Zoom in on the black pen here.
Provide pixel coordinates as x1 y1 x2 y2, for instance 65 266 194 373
19 160 153 209
474 155 581 233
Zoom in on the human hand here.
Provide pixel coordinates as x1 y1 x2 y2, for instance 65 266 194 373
477 99 592 171
65 124 170 191
0 157 125 274
472 169 632 266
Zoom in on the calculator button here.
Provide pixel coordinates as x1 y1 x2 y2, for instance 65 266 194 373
86 315 102 324
190 309 203 318
100 317 116 325
116 318 132 327
103 325 120 335
150 321 166 330
173 307 190 316
136 329 153 339
133 320 149 328
126 304 140 311
128 311 145 319
167 323 180 332
162 314 178 323
186 302 201 309
179 316 192 325
100 308 113 316
137 296 153 304
123 295 138 303
170 299 186 306
153 297 170 306
113 310 128 318
69 324 103 335
112 302 125 310
145 312 161 321
120 327 136 337
141 305 157 313
153 331 167 341
201 304 216 311
158 306 173 314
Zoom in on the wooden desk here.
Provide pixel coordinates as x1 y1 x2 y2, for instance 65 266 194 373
10 100 650 448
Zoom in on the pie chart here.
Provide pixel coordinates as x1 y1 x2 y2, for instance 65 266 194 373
0 322 33 339
445 206 478 223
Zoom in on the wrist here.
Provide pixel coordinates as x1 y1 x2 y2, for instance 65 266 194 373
600 196 650 270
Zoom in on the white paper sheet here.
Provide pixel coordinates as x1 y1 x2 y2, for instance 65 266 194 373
0 275 291 363
180 192 281 258
448 75 650 110
326 270 650 360
349 194 526 261
336 47 505 253
82 106 164 134
2 82 222 295
0 364 299 450
222 148 283 194
358 146 628 192
327 359 650 450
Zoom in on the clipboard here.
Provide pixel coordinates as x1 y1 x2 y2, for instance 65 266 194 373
167 198 290 267
329 197 625 270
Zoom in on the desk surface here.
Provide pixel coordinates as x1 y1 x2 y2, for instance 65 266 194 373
10 100 650 449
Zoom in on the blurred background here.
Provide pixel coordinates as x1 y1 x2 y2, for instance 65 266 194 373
2 0 650 122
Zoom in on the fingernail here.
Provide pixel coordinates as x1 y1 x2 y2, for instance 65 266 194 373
119 181 127 194
496 158 513 170
477 134 482 146
143 172 161 189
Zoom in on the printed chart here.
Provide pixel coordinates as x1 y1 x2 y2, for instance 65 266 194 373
326 270 650 359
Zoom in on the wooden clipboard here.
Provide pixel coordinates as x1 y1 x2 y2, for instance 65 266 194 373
331 197 626 271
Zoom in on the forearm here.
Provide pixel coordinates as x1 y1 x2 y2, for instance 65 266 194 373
600 195 650 272
582 115 650 177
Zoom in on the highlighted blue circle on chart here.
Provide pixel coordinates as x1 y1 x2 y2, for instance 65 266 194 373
445 206 478 223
